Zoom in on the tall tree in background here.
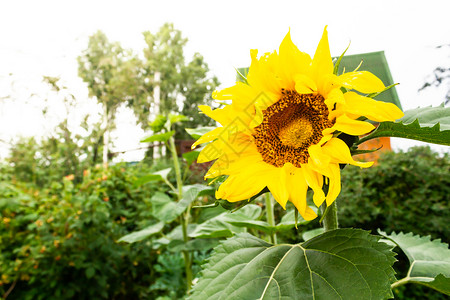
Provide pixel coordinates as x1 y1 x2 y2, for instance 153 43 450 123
78 31 141 167
128 23 219 136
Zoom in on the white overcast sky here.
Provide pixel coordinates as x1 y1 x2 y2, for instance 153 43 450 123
0 0 449 160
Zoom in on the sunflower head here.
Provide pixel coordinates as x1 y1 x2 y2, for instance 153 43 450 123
193 27 404 220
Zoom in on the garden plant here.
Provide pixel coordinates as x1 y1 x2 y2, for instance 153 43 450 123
1 25 449 300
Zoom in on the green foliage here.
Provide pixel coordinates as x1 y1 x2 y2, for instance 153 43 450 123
338 146 450 243
7 122 99 187
189 229 396 300
0 163 166 299
135 23 220 135
141 130 175 143
359 104 450 146
380 231 450 295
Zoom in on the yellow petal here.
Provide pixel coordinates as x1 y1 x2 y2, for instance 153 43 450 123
285 165 318 220
308 144 331 169
325 163 341 205
197 140 223 163
246 49 283 97
198 105 232 126
279 30 312 89
294 74 317 94
309 26 333 90
322 138 373 168
216 162 271 201
301 164 325 207
216 173 267 202
326 114 376 136
335 71 385 93
343 92 404 122
265 166 289 209
324 87 345 109
191 127 224 149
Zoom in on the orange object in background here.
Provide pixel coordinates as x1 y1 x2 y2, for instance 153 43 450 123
356 136 392 165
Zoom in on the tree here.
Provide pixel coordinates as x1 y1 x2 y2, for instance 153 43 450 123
78 31 141 167
128 23 219 136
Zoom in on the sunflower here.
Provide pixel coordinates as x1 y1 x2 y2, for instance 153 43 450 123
192 27 404 220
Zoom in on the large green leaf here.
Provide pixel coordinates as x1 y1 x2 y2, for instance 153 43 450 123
117 222 164 243
189 229 396 300
380 231 450 295
140 130 175 143
358 104 450 146
189 205 262 239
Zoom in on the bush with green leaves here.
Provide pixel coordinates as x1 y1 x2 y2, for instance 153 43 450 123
0 163 163 299
338 146 449 243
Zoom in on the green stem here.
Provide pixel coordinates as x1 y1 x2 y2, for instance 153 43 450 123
168 136 192 292
168 138 183 198
320 201 338 231
265 193 277 244
391 277 410 289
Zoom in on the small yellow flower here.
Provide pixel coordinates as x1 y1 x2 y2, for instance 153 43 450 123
194 27 403 220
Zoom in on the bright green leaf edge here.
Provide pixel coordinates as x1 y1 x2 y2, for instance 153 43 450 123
141 130 175 143
379 230 450 295
358 104 450 146
117 222 165 243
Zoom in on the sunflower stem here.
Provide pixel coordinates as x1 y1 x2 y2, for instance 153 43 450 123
168 135 192 292
265 193 277 244
321 201 339 231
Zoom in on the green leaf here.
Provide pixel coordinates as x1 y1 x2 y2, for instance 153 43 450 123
85 267 95 279
168 238 221 252
169 113 189 125
134 167 173 188
333 42 350 75
189 205 262 239
379 231 450 295
190 229 396 300
401 103 450 130
227 209 313 234
140 130 175 143
117 222 165 243
133 174 164 187
358 104 450 146
176 184 214 216
182 150 200 165
302 228 325 241
151 192 179 223
152 185 213 223
185 127 216 140
275 209 315 231
153 168 172 182
149 114 168 133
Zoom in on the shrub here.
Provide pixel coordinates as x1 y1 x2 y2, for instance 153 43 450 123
0 163 161 299
338 146 449 242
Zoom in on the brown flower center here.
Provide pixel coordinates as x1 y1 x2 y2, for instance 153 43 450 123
253 89 334 168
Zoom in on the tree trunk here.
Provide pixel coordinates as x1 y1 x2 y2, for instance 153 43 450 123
102 101 109 168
